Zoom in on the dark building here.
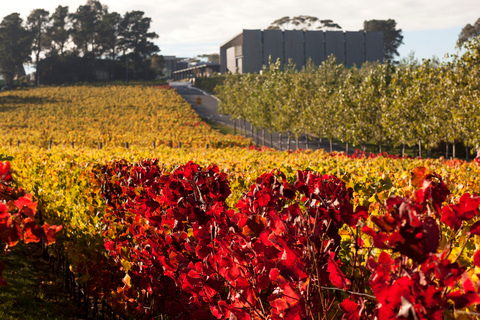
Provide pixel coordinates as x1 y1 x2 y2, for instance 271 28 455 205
220 29 383 74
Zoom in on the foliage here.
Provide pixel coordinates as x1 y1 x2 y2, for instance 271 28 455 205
195 76 225 94
0 84 250 148
458 17 480 46
27 9 50 86
217 38 480 158
1 0 161 85
363 19 404 62
0 13 32 86
197 53 220 64
84 159 480 319
0 162 62 286
267 15 341 31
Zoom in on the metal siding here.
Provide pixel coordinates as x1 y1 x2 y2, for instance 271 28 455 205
305 30 324 66
220 47 227 73
263 29 284 67
366 31 383 62
345 31 365 67
226 47 237 73
325 31 344 64
284 30 304 70
242 29 262 73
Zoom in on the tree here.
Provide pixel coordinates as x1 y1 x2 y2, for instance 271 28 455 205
120 10 159 79
458 18 480 46
96 11 122 60
364 19 403 62
47 6 70 55
197 53 219 64
27 9 50 85
267 15 341 31
0 13 32 86
70 0 107 57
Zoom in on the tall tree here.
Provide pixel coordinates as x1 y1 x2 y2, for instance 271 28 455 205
458 18 480 46
364 19 404 62
48 6 70 55
70 0 106 57
120 10 159 79
0 13 32 86
27 9 50 85
96 11 122 60
267 15 341 31
197 53 219 64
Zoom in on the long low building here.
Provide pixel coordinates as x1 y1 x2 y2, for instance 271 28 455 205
220 29 383 74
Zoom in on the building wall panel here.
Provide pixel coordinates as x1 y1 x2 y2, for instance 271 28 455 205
325 31 344 64
284 30 304 69
242 29 262 73
345 31 365 67
226 47 237 73
305 30 324 66
263 29 284 67
366 31 383 62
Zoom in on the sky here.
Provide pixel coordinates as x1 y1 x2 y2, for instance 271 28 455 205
1 0 478 63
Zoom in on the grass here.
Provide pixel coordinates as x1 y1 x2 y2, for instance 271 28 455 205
200 116 236 136
0 243 85 320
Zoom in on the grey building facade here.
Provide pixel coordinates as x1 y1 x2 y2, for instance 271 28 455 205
220 29 383 74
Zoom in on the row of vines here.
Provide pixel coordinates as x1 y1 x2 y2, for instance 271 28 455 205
0 84 249 149
3 144 480 319
216 38 480 158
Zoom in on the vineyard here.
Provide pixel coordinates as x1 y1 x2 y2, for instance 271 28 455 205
216 38 480 159
1 62 480 319
0 83 248 149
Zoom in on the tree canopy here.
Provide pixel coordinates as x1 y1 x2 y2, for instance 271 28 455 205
458 17 480 46
267 15 341 31
197 53 219 64
0 13 32 86
363 19 404 63
0 0 161 85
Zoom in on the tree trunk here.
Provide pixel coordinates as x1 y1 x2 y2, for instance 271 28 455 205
270 132 273 149
296 137 299 150
330 140 333 153
234 119 236 135
466 145 469 161
446 142 449 159
402 143 405 157
453 142 456 158
413 144 417 158
346 141 349 154
418 141 422 158
306 135 309 149
280 133 282 151
262 129 265 146
288 134 291 150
